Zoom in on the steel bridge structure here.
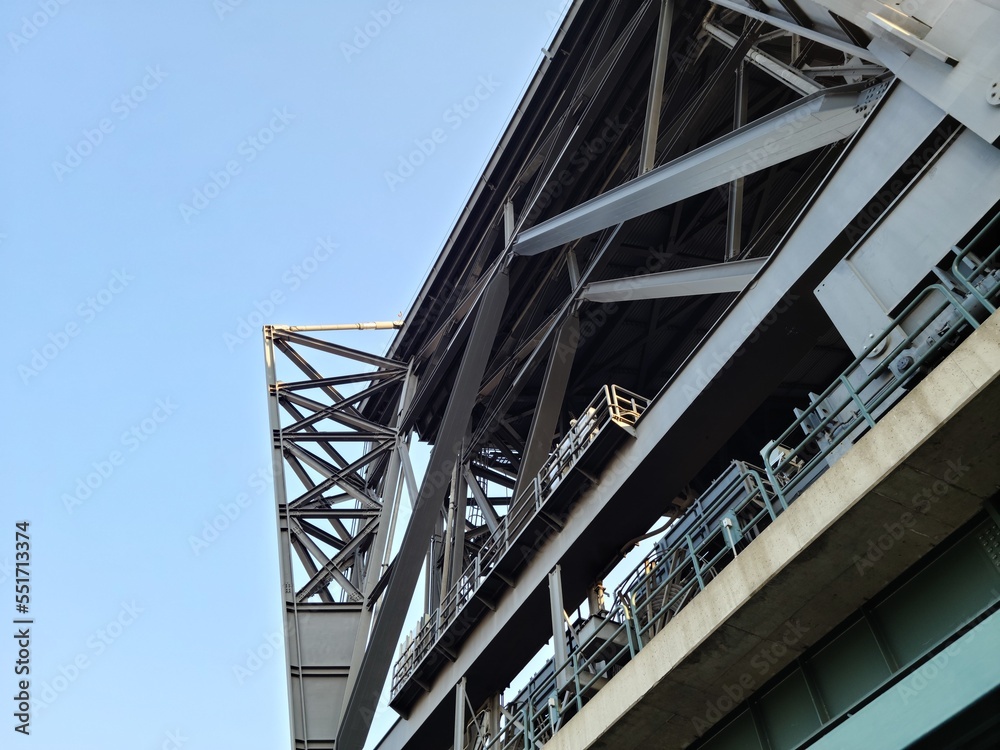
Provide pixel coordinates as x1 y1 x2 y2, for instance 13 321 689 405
263 1 1000 748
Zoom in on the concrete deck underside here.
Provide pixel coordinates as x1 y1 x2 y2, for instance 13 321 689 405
545 312 1000 750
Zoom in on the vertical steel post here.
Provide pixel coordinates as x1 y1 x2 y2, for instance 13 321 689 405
727 62 748 260
639 0 673 173
549 565 570 691
454 677 467 750
264 326 311 749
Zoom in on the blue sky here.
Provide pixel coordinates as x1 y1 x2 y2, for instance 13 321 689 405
1 2 564 747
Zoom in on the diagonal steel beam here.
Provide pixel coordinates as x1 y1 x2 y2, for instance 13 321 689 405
464 466 501 535
710 0 877 60
579 257 767 302
290 518 364 602
296 517 379 603
338 271 510 750
277 330 406 371
280 390 396 437
513 314 581 499
514 81 878 257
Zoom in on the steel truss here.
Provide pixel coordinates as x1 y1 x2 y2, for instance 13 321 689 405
262 0 1000 747
264 324 413 750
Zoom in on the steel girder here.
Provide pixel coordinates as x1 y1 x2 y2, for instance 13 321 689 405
513 80 886 257
338 271 511 750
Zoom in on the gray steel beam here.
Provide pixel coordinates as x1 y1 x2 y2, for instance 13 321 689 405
728 61 749 260
265 326 340 749
579 257 767 303
454 677 467 750
278 329 406 372
338 271 510 750
513 82 878 257
439 456 464 596
373 81 949 750
448 458 469 593
549 565 570 692
710 0 878 61
512 314 581 500
639 0 673 173
703 22 822 96
464 466 501 535
341 365 417 724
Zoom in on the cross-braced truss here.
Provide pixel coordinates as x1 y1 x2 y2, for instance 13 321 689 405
264 324 413 749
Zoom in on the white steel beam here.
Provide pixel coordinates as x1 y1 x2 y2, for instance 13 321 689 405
513 82 883 257
704 22 822 96
579 258 767 303
710 0 879 61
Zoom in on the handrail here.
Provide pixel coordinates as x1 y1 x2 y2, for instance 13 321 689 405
952 209 1000 315
460 464 778 749
392 384 650 697
455 268 999 748
762 283 984 506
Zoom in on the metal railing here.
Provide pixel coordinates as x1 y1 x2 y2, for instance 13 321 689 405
952 209 1000 316
466 463 780 750
762 280 990 507
392 385 650 698
461 265 1000 749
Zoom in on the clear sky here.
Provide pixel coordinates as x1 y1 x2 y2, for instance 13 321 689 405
1 2 565 748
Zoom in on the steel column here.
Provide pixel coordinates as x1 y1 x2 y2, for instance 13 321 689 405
549 565 570 691
338 271 510 750
340 365 418 724
513 314 581 500
265 326 308 750
728 61 749 260
454 677 467 750
639 0 673 173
